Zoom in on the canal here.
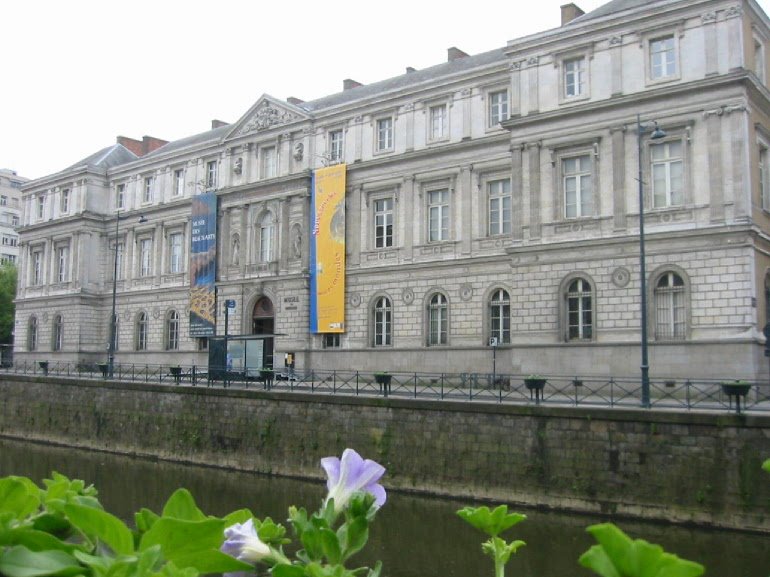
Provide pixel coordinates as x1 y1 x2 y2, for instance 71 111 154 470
0 437 767 577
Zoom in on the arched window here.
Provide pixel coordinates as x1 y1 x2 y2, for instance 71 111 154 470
427 293 448 346
28 316 38 351
566 278 592 340
259 213 274 262
166 310 180 350
488 289 510 344
52 315 63 351
136 312 148 351
373 296 392 347
654 271 686 340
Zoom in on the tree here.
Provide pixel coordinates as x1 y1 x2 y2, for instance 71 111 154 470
0 262 18 344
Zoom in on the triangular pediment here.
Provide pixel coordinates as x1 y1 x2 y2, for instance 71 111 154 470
225 94 310 140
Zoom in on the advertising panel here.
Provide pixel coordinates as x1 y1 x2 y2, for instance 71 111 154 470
310 164 346 333
189 192 217 336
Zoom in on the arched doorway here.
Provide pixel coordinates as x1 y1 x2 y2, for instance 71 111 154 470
252 297 274 368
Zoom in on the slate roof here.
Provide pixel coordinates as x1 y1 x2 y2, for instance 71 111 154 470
142 124 232 159
571 0 660 23
65 144 138 172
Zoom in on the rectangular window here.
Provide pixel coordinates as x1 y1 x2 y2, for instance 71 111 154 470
374 198 393 248
329 130 344 163
32 250 42 285
36 196 45 220
650 36 676 79
651 141 683 208
262 147 277 178
260 222 274 262
488 179 511 235
56 245 69 283
323 333 340 348
174 169 185 196
488 90 509 126
563 155 593 218
169 233 183 273
564 57 585 98
761 145 770 211
755 39 766 84
12 215 19 226
60 189 70 214
139 238 152 277
0 195 7 206
376 118 393 151
428 189 449 242
114 242 124 280
429 104 447 140
116 184 125 209
143 176 154 203
207 160 218 189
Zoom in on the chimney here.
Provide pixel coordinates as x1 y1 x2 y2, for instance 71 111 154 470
211 119 229 129
343 78 364 91
142 136 168 155
117 136 144 157
560 3 585 25
287 96 305 106
406 66 417 74
447 47 469 62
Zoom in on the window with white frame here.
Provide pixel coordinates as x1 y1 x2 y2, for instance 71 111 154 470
11 215 19 226
755 38 766 84
139 238 152 277
0 254 15 264
207 160 218 189
373 296 392 347
651 140 683 208
488 90 509 127
429 104 447 141
489 289 511 345
563 155 593 218
52 314 63 351
143 176 154 203
166 310 180 350
262 147 277 178
427 293 448 346
376 117 393 151
259 213 274 262
329 130 344 163
116 184 125 209
760 143 770 211
28 316 37 351
428 189 449 242
563 57 586 98
566 278 592 340
169 232 183 273
55 244 69 283
136 312 148 351
323 333 341 348
488 179 511 236
649 35 677 80
32 249 42 285
113 241 124 280
60 189 70 214
374 198 393 248
654 271 686 340
0 195 6 206
36 195 45 220
174 169 185 196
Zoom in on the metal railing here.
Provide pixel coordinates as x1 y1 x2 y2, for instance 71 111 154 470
2 360 769 414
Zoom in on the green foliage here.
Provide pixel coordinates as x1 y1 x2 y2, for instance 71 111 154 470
457 505 526 577
578 523 704 577
0 262 17 344
762 459 770 474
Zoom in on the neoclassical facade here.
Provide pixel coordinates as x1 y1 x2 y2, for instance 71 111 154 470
14 0 770 380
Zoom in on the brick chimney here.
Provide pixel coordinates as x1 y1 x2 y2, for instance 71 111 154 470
447 47 469 62
117 136 143 157
116 135 168 157
211 119 229 129
287 97 305 105
561 3 585 25
343 79 364 91
141 136 168 154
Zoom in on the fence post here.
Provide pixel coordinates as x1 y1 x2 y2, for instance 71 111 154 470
441 374 444 400
333 370 336 394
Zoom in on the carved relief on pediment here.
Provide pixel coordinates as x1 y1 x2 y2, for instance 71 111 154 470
239 100 302 135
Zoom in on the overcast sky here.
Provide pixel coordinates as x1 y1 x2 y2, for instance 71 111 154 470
2 0 768 180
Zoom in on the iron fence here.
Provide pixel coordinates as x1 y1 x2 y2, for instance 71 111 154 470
2 360 769 414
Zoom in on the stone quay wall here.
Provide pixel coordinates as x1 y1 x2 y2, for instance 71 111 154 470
0 375 768 532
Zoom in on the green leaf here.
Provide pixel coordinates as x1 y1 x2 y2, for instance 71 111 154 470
31 514 70 537
456 505 526 537
0 477 41 520
319 527 342 564
0 546 81 577
273 564 306 577
0 527 77 553
579 545 621 577
161 490 206 521
221 508 253 527
762 459 770 474
63 502 134 556
171 550 252 574
135 508 161 534
340 516 368 562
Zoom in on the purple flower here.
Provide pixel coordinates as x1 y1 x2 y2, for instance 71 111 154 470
321 448 386 513
221 518 271 563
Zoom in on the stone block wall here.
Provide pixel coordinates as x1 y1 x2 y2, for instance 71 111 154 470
0 376 768 532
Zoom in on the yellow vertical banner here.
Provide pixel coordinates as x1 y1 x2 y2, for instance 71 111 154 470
310 164 346 333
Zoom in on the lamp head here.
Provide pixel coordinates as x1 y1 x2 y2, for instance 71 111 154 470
650 122 667 140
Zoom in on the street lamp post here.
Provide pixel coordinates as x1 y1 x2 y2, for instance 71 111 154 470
637 114 666 407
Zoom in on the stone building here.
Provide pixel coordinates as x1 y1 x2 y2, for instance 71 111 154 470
0 169 25 266
13 0 770 380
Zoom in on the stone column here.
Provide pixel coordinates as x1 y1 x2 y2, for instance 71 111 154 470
402 176 415 259
528 142 542 239
511 145 524 241
460 165 473 255
705 110 725 223
611 125 627 230
609 36 624 97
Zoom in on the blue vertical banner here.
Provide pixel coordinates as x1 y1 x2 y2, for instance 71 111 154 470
189 192 217 336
